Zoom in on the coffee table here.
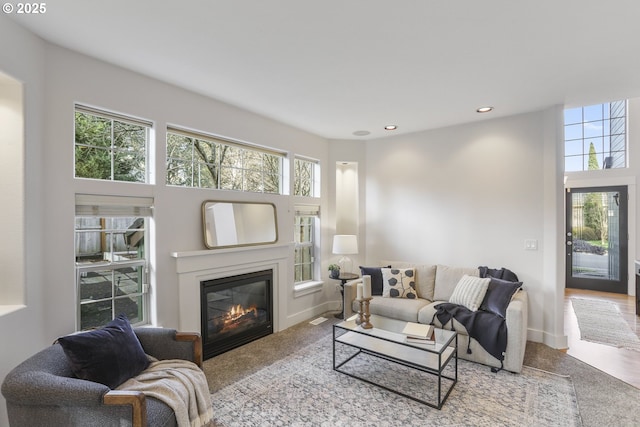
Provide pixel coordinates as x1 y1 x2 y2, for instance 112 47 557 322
333 314 457 409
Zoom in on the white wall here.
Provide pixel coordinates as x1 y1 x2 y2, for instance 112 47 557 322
41 44 331 338
363 110 565 346
0 14 47 425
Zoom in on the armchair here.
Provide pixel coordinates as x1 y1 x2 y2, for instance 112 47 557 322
1 328 202 427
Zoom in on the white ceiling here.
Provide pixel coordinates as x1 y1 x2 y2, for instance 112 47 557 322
9 1 640 140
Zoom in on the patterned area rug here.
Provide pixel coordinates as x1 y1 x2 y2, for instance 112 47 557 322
571 298 640 351
211 336 582 426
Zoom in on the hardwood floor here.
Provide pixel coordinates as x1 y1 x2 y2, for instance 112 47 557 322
564 288 639 389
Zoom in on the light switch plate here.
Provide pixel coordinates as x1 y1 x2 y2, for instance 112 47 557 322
524 239 538 251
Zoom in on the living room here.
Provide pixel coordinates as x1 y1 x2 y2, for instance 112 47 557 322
2 2 640 425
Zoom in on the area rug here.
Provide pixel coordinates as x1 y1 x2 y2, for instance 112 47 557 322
210 336 582 426
570 298 640 351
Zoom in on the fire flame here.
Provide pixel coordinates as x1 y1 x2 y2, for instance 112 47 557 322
224 304 258 324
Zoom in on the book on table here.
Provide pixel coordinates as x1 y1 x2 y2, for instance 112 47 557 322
401 322 434 343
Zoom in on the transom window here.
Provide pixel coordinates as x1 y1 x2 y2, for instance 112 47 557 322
166 127 284 194
564 101 627 172
294 157 320 197
74 105 152 183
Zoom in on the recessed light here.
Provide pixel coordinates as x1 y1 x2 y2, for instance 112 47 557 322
353 130 370 136
384 125 398 130
476 106 493 113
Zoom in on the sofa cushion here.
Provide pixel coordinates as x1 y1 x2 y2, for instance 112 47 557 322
57 314 150 389
381 260 437 300
433 265 480 301
480 277 523 318
449 275 490 311
359 265 391 296
381 268 417 299
353 296 430 323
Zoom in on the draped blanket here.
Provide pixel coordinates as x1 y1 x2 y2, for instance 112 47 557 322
117 359 213 427
434 303 507 363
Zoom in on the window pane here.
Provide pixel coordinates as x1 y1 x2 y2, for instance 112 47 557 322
564 124 582 140
79 270 113 302
564 108 582 125
75 108 150 183
219 166 243 190
114 149 146 182
583 104 603 122
80 300 113 330
115 295 144 324
565 139 583 157
583 121 603 138
75 146 112 179
244 170 263 192
195 162 217 188
167 158 193 186
564 101 626 172
75 112 111 148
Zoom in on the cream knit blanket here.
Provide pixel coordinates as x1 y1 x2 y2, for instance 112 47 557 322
117 359 213 427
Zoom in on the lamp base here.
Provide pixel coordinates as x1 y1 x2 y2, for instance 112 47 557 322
338 256 353 274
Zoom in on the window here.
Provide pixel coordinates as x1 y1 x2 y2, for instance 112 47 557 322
75 195 153 330
564 101 627 172
166 127 284 194
294 205 320 284
294 157 319 197
74 105 152 183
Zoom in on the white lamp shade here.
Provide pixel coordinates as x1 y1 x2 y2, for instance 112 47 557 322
332 234 358 255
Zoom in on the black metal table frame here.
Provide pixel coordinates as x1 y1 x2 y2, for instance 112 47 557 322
333 325 458 409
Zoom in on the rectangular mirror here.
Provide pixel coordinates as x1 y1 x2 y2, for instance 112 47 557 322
202 200 278 249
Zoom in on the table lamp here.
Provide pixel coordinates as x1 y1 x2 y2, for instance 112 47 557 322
332 234 358 273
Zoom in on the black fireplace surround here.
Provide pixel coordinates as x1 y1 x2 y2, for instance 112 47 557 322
200 269 273 359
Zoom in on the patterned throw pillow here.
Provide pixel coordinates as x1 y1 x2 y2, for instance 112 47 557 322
449 275 491 311
381 268 417 299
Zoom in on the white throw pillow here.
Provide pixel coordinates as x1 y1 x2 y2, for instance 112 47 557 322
381 268 417 299
449 275 491 311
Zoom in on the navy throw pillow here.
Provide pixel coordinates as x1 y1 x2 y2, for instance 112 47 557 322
359 265 392 296
480 278 522 318
57 314 149 389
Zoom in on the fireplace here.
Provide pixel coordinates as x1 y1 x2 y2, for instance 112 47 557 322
200 269 273 359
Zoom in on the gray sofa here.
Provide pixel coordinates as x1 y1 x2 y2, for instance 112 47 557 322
343 262 528 373
1 328 202 427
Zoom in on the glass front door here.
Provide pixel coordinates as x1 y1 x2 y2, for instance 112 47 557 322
565 186 628 293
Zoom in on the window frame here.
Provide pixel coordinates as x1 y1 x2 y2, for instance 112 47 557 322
294 205 321 288
74 104 153 183
74 195 153 331
166 126 285 194
294 156 320 197
564 101 627 172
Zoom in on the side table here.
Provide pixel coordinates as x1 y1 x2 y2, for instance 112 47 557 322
334 272 359 319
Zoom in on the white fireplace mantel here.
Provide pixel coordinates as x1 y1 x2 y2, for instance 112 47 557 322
171 243 292 334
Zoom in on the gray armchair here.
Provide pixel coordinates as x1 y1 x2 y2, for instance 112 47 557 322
1 328 202 427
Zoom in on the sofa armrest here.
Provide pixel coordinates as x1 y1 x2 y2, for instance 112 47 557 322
135 328 202 368
103 390 147 427
503 289 528 373
342 279 361 319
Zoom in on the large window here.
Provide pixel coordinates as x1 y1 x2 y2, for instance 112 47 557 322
294 157 319 197
74 105 152 183
166 128 284 193
75 195 152 330
564 101 627 172
294 205 320 284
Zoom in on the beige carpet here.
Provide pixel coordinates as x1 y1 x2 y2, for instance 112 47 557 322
570 298 640 351
211 335 581 426
204 313 640 427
